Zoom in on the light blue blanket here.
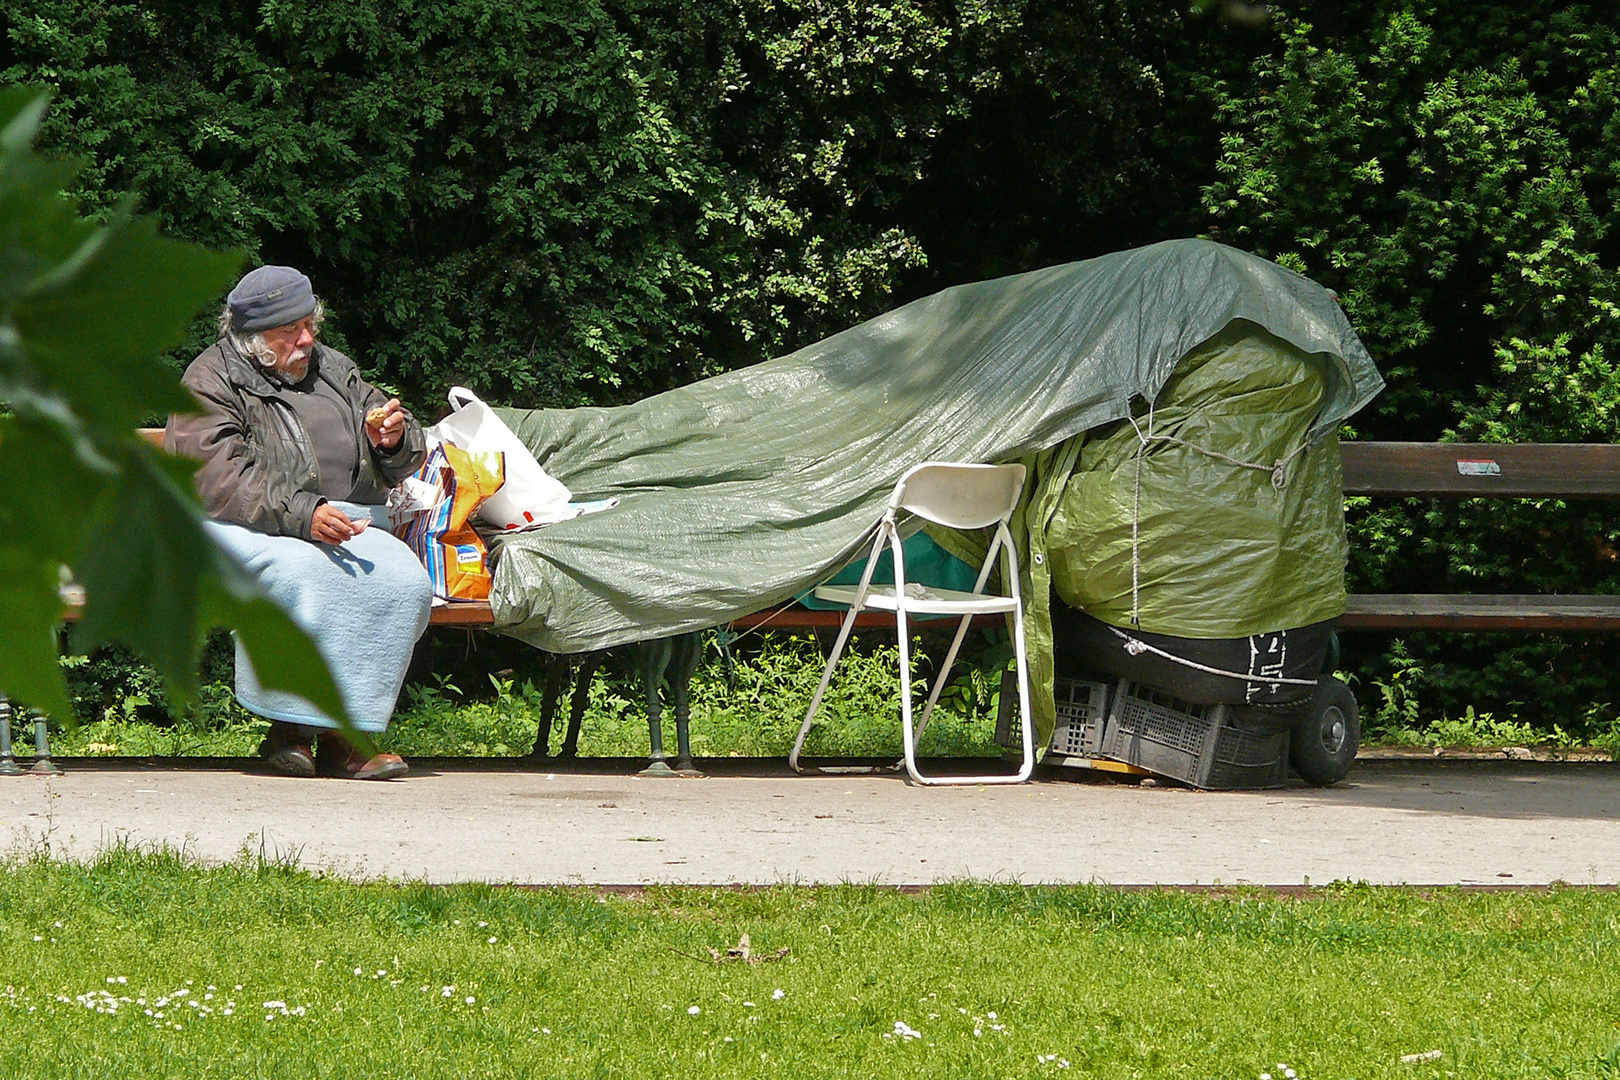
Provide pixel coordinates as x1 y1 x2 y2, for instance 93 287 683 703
204 505 433 732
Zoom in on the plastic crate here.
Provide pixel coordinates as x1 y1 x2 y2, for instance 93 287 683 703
1049 677 1110 757
1101 679 1289 790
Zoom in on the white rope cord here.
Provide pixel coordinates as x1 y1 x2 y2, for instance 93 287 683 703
1099 619 1320 688
1124 406 1311 628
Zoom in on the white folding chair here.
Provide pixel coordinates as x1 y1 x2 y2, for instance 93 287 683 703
790 462 1035 785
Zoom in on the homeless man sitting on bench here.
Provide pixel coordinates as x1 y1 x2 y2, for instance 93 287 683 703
166 265 434 780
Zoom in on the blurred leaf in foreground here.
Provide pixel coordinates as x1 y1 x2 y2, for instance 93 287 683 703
0 85 348 728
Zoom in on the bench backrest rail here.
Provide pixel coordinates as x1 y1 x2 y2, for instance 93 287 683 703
1341 442 1620 498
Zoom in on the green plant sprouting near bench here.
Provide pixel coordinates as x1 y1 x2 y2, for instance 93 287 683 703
0 88 347 728
48 632 1013 762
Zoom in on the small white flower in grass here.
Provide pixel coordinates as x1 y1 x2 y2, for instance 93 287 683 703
206 985 215 991
743 1001 756 1008
488 937 497 944
772 989 785 1000
353 967 363 976
222 1009 233 1016
465 996 476 1005
106 977 116 984
31 936 41 942
893 1021 922 1040
1261 1073 1272 1079
377 969 387 977
53 921 62 928
987 1011 997 1020
689 1006 701 1016
442 986 454 998
235 985 243 991
478 921 488 928
542 1028 551 1035
1285 1071 1296 1079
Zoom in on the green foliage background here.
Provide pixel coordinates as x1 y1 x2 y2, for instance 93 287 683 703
6 0 1620 737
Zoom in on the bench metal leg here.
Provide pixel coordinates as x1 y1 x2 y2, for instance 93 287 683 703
528 653 573 759
668 633 702 775
0 698 19 776
559 652 603 758
29 710 59 775
638 633 703 777
527 651 605 760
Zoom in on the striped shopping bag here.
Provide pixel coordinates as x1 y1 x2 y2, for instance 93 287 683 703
389 442 505 601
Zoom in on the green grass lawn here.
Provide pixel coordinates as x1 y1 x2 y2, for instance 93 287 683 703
2 848 1617 1079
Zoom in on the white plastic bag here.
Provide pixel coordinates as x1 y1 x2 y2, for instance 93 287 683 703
426 387 575 530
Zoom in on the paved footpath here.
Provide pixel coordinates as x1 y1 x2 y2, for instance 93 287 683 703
2 757 1616 886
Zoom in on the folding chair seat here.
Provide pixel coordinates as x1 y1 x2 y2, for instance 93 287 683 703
790 462 1035 785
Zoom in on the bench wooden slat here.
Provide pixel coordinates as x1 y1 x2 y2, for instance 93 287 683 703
427 604 1005 632
1341 593 1620 631
430 601 495 625
729 608 1004 631
1341 442 1620 498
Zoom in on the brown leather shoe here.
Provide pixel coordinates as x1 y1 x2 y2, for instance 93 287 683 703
257 722 316 778
316 733 408 781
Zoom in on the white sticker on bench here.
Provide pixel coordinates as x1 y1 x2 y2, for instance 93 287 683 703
1456 459 1501 476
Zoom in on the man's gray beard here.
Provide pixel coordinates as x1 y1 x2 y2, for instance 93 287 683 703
277 348 312 379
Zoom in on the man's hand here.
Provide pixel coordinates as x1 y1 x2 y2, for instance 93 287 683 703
364 399 407 450
311 503 369 545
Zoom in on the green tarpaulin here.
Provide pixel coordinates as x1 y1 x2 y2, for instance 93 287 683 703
487 239 1383 743
1046 321 1349 637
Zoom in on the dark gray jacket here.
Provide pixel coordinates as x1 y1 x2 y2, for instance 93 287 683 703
166 338 426 539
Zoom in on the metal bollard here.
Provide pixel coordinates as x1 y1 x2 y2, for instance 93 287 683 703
0 697 19 776
28 709 59 776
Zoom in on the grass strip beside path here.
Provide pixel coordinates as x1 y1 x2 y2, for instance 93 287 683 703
1 849 1617 1079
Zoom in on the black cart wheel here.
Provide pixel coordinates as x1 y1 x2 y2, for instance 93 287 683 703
1290 676 1361 786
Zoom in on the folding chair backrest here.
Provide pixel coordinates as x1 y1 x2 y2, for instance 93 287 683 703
892 462 1027 530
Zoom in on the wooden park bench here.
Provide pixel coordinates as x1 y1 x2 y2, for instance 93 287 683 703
445 442 1620 781
6 437 1613 777
1338 442 1620 632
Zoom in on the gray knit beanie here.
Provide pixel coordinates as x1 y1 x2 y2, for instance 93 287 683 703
227 266 317 332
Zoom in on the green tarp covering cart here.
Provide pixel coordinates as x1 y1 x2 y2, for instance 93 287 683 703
486 239 1383 786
